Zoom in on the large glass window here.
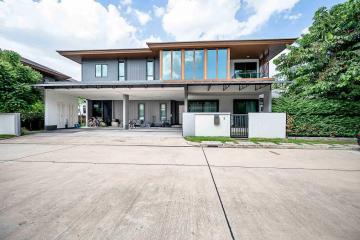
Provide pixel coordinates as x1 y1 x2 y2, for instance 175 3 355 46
234 62 257 78
95 64 108 78
206 49 227 79
162 51 171 80
207 50 217 79
160 103 167 121
184 50 194 80
188 100 219 112
138 103 145 121
162 50 182 80
217 49 227 79
147 60 154 80
119 60 125 80
185 50 204 80
233 99 259 114
172 51 181 80
195 50 204 79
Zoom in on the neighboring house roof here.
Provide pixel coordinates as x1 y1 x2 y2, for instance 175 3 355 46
57 38 297 64
21 57 71 81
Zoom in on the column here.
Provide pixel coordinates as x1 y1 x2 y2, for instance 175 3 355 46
123 94 129 129
263 90 272 112
85 99 89 127
184 86 188 112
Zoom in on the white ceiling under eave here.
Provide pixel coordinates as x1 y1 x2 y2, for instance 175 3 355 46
48 87 185 101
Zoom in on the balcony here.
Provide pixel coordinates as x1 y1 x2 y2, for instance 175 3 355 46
232 70 268 79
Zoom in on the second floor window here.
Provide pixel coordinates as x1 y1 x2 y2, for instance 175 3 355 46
206 49 227 79
147 60 154 80
162 50 181 80
119 60 125 81
95 64 108 78
185 50 204 80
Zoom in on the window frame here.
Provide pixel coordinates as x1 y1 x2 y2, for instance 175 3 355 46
118 60 126 81
95 64 108 78
206 49 227 80
162 50 182 80
159 103 167 121
184 49 204 80
138 103 145 121
146 59 154 80
188 100 219 112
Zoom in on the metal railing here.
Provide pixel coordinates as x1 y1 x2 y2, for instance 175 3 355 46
232 71 268 79
230 114 248 138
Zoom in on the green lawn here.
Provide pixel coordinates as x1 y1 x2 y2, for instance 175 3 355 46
0 134 16 140
184 136 237 143
249 138 356 145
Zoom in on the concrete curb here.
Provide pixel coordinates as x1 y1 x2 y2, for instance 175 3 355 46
185 141 359 151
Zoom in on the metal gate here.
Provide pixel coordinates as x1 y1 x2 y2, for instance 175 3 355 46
230 114 248 138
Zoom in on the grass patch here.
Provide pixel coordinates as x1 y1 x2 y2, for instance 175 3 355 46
250 138 356 145
0 134 16 140
185 136 237 143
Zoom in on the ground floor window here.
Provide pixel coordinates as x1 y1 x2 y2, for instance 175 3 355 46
188 100 219 112
160 103 167 121
233 99 259 114
138 103 145 121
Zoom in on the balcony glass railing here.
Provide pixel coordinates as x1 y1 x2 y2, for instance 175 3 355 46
232 71 268 79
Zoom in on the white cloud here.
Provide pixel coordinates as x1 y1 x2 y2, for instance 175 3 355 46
134 9 152 26
153 5 165 18
284 13 302 20
120 0 132 6
0 0 148 80
162 0 300 40
301 26 310 35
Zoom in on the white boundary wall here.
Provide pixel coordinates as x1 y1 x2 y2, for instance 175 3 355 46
183 112 230 137
248 113 286 138
45 90 78 129
183 112 287 138
182 113 196 136
0 113 21 136
195 113 230 137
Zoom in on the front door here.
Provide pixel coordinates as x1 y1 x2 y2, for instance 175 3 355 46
233 99 259 114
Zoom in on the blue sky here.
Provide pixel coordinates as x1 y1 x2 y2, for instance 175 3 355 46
0 0 345 79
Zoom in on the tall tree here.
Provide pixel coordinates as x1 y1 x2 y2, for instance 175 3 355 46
0 50 43 125
275 0 360 100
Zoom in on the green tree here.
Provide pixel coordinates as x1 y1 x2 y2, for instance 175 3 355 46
275 0 360 100
273 0 360 137
0 50 44 128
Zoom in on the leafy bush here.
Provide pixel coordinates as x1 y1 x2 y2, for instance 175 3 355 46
273 97 360 137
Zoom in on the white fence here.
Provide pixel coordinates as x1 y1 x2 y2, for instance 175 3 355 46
183 112 287 138
0 113 21 136
183 113 231 137
248 113 286 138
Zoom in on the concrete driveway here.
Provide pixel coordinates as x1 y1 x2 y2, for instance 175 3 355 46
0 129 359 240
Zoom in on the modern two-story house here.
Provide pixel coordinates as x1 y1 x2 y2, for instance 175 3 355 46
37 38 295 136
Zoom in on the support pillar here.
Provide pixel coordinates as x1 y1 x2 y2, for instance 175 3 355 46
123 94 129 129
85 99 89 127
263 90 272 112
184 86 188 112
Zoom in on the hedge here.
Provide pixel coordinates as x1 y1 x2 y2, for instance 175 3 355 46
272 97 360 137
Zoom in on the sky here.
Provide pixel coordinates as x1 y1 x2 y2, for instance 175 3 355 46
0 0 345 80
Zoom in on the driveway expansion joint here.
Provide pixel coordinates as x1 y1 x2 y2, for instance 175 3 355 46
201 147 235 240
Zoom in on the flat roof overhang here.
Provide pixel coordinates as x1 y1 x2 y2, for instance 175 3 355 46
57 38 297 63
35 79 274 89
